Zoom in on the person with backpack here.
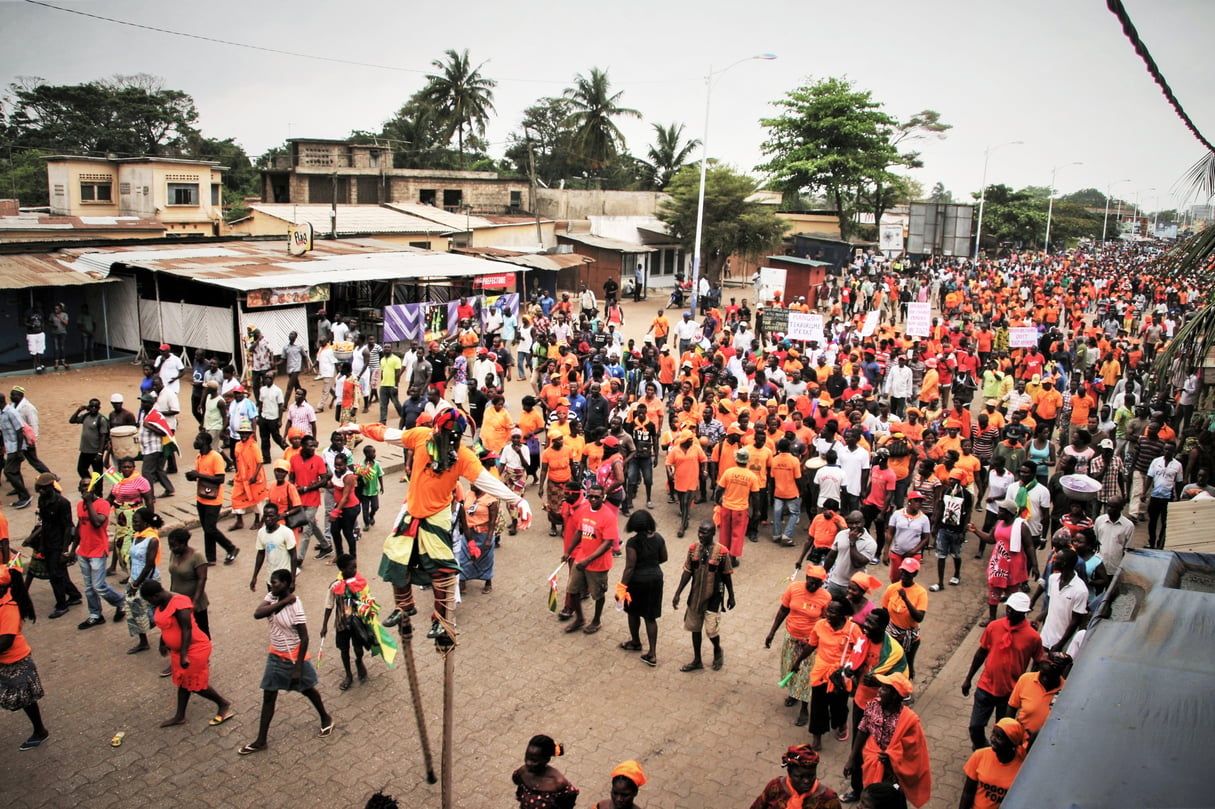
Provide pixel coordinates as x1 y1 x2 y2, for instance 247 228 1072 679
930 469 973 592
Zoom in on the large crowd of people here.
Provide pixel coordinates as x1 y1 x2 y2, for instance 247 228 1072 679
0 239 1210 807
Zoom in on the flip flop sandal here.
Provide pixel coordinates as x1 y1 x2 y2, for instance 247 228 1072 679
619 640 643 651
712 653 724 671
209 711 236 726
319 721 335 738
237 743 266 756
563 620 585 634
679 662 704 672
582 623 601 635
640 654 657 667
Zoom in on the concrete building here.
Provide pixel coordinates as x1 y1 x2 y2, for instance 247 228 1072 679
45 155 226 236
260 138 530 214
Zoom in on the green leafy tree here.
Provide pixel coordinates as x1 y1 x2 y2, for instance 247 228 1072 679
416 49 497 168
7 74 198 156
563 68 641 181
973 184 1107 252
504 97 576 185
758 77 899 241
657 164 786 284
865 109 951 229
643 122 700 190
365 94 490 170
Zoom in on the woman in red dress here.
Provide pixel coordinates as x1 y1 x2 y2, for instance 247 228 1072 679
140 581 233 727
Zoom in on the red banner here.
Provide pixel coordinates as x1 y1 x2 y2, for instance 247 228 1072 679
474 272 514 288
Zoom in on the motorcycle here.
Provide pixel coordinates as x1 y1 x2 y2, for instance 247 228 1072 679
666 279 691 310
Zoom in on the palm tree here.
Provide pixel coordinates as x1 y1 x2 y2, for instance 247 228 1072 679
417 49 496 168
563 67 640 179
645 122 699 190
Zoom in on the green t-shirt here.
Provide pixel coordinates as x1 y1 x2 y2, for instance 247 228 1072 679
356 460 383 496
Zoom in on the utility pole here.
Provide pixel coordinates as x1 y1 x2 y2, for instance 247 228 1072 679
528 140 543 248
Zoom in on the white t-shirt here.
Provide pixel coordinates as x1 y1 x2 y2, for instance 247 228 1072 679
827 529 878 588
259 384 285 420
256 525 298 582
156 354 185 394
1094 514 1135 571
836 445 872 496
986 469 1016 514
888 509 932 556
814 465 846 507
1041 572 1088 649
1005 481 1052 536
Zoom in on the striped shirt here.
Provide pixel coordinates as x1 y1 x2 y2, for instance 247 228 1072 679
265 594 306 659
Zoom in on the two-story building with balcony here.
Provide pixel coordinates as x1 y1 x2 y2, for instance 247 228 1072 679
259 138 530 215
45 155 226 236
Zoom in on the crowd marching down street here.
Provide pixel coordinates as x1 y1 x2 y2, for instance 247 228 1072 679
1 238 1210 808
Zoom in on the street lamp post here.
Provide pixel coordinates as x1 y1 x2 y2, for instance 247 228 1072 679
690 53 777 317
1132 187 1156 238
1043 161 1083 253
1102 178 1132 243
973 140 1023 261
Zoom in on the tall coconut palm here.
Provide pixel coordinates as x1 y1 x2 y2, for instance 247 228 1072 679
563 67 640 178
417 49 496 168
645 122 700 190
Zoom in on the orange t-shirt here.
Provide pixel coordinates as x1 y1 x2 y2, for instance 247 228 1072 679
402 429 484 518
809 512 847 549
540 446 573 484
0 600 31 664
780 583 831 639
770 453 803 500
718 466 759 511
667 443 707 493
195 451 226 507
746 444 774 487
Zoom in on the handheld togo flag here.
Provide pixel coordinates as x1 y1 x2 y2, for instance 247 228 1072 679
103 467 123 486
546 564 563 613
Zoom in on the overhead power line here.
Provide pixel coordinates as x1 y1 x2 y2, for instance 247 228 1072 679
20 0 688 87
1106 0 1215 153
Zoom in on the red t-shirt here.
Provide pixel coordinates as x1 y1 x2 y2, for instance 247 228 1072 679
571 503 618 572
75 498 112 558
290 453 330 507
863 466 897 509
977 618 1043 696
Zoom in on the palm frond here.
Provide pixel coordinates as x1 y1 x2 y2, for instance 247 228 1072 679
1180 150 1215 203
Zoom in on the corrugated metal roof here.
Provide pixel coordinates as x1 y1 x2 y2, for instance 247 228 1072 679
50 239 513 291
557 233 655 253
249 204 454 236
0 213 165 233
384 202 491 231
0 253 121 288
451 246 593 271
767 255 833 267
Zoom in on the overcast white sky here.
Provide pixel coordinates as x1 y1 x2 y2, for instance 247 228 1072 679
2 0 1212 210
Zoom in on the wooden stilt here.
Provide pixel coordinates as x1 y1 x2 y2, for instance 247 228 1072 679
441 645 455 809
401 631 437 784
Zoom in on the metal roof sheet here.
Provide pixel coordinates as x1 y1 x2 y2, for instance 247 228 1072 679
51 239 512 291
557 233 655 253
0 213 164 232
249 204 454 236
0 253 121 288
767 255 833 267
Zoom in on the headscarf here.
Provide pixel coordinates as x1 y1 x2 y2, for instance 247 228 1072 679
781 744 820 768
875 671 914 698
850 571 883 592
610 760 646 787
995 717 1027 747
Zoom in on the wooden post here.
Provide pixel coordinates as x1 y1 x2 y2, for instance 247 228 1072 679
401 633 437 784
441 646 455 809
